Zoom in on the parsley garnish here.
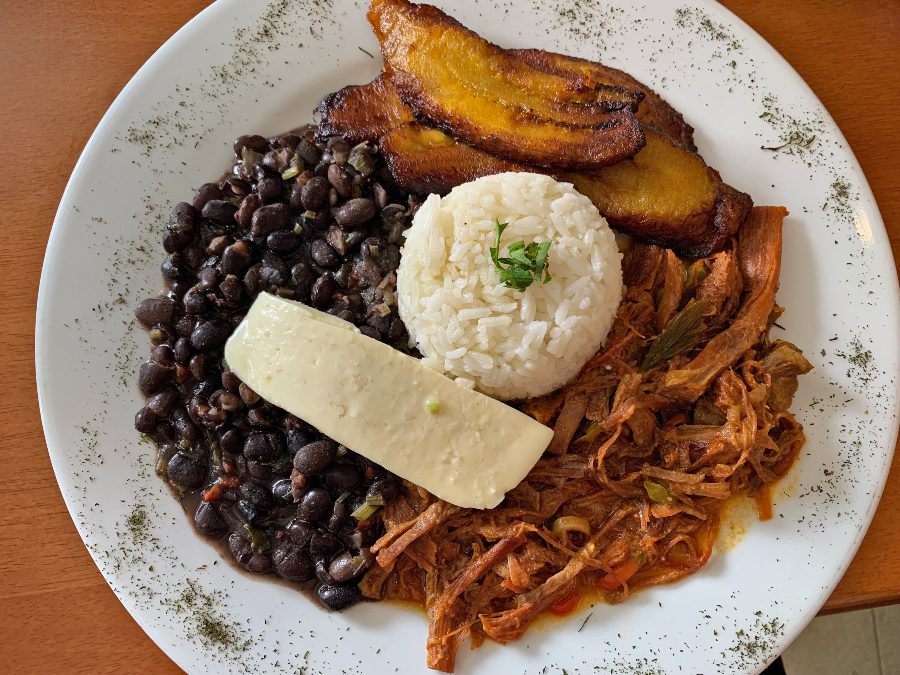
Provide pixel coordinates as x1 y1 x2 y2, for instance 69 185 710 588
489 220 552 291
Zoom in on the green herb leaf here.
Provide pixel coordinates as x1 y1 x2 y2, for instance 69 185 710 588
490 220 553 291
643 479 672 504
640 300 707 372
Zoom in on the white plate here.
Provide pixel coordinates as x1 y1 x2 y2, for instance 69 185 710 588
36 1 899 673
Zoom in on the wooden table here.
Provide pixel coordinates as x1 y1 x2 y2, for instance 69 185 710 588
1 0 897 671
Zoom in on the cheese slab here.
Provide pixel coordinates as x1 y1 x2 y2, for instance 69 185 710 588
224 293 553 509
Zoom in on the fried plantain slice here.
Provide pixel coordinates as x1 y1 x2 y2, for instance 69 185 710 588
513 48 696 151
565 131 752 257
381 123 525 195
380 123 750 257
315 73 414 144
368 0 645 169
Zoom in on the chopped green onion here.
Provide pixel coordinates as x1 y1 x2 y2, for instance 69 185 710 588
426 399 440 414
366 494 385 507
551 516 591 537
281 165 300 180
351 502 379 521
375 303 391 317
643 479 672 504
640 300 707 372
243 524 270 553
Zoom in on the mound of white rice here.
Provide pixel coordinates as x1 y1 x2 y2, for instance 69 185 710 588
397 172 623 400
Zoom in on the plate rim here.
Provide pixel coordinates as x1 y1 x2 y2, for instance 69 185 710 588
34 0 900 672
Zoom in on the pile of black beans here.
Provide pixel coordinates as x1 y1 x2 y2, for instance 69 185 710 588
133 128 415 610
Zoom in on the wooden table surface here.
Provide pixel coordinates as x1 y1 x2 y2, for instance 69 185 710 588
1 0 898 672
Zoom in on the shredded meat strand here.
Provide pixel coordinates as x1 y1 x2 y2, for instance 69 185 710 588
362 207 808 672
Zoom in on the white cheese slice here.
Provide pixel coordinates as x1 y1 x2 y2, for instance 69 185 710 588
224 292 553 509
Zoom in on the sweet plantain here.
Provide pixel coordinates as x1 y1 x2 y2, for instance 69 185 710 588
315 74 414 144
512 49 696 151
368 0 645 169
380 123 750 257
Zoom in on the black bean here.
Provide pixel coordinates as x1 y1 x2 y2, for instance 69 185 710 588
324 464 361 493
273 133 301 150
290 263 313 292
243 432 283 462
310 239 339 269
315 558 335 585
166 451 206 489
209 388 242 412
134 406 157 433
147 386 179 417
359 325 380 341
166 280 191 301
247 460 273 481
345 230 367 251
234 193 261 229
292 440 335 475
149 344 174 366
183 286 207 315
309 530 341 557
237 500 264 524
257 176 281 204
325 227 349 257
297 488 332 523
192 183 223 211
251 203 291 237
190 319 231 351
246 552 272 574
135 297 175 327
367 477 400 503
247 408 275 428
262 147 293 173
194 502 227 535
189 353 207 380
220 369 241 393
287 519 314 547
231 176 256 198
296 139 321 165
171 407 200 443
202 199 238 225
220 240 252 275
228 533 272 573
373 182 389 210
234 134 268 156
206 235 232 257
328 500 350 532
164 205 196 253
310 273 336 308
326 137 351 164
334 198 376 228
328 550 367 583
272 543 314 581
301 176 330 211
228 532 252 564
240 481 273 509
219 274 243 305
161 257 183 282
139 360 170 395
316 583 361 611
265 229 299 254
239 382 260 406
220 428 243 454
286 430 312 454
327 163 352 199
176 314 199 338
272 478 293 503
193 267 216 292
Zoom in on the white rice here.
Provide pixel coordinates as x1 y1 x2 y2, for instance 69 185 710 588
397 172 623 400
